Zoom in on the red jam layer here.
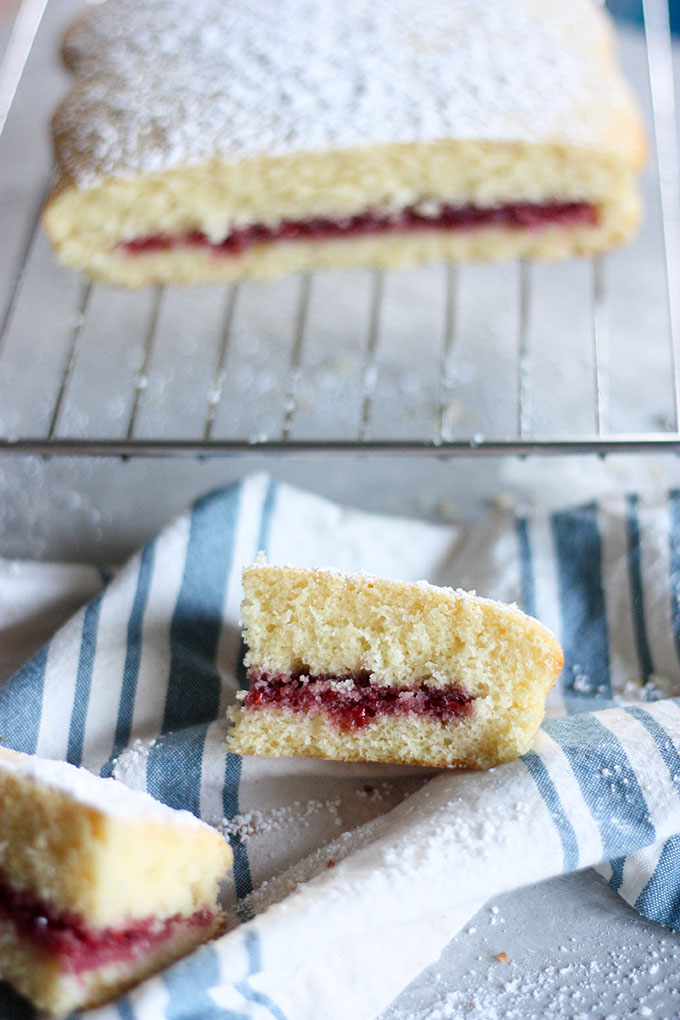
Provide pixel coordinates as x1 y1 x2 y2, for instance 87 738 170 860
121 201 597 258
0 874 215 975
243 669 475 731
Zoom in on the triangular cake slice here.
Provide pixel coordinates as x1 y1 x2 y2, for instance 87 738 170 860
228 563 563 769
0 749 231 1015
43 0 644 286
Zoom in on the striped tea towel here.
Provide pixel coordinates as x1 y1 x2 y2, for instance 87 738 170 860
2 474 680 1020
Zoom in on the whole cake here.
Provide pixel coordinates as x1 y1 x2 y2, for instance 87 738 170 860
43 0 644 287
0 749 231 1015
228 563 564 769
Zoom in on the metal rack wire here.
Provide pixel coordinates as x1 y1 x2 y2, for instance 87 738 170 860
0 0 678 459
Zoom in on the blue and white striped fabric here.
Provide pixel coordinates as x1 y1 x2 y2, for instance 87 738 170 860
3 474 680 1020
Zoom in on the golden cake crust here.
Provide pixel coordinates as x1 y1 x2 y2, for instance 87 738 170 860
228 563 564 769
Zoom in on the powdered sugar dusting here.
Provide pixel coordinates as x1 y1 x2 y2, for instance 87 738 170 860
110 735 155 791
217 797 344 844
246 560 525 618
54 0 636 187
394 939 680 1019
0 748 205 828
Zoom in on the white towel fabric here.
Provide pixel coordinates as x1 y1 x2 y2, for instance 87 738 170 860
2 473 680 1020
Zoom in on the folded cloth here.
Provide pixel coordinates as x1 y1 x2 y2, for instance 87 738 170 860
2 474 680 1020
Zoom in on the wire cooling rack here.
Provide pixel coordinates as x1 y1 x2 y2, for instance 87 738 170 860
0 0 678 459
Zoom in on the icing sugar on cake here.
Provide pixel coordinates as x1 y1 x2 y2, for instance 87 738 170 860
0 747 203 826
56 0 635 185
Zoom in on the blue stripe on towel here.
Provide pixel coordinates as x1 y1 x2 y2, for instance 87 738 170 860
516 516 536 618
116 997 137 1020
233 932 289 1020
543 714 656 858
225 478 279 916
668 490 680 669
164 945 249 1020
244 930 261 973
67 595 103 766
146 484 241 832
163 485 241 733
0 643 47 753
624 705 680 796
552 503 612 706
146 724 209 818
223 752 253 913
256 477 278 556
116 544 156 747
634 835 680 929
522 750 579 870
608 856 626 894
101 542 156 777
234 980 289 1020
625 494 654 684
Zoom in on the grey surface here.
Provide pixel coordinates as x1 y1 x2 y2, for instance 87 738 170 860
0 450 679 564
380 869 678 1020
1 3 680 1020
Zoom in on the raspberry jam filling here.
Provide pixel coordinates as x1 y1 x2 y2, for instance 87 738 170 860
0 874 215 975
243 669 475 731
121 200 597 258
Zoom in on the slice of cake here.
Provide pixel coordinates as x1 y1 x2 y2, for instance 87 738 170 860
228 563 563 769
43 0 644 287
0 749 231 1015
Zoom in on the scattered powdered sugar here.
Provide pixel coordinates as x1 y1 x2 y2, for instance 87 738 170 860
54 0 636 187
641 673 680 699
111 735 157 790
379 860 680 1020
400 941 680 1019
356 780 394 801
568 663 610 698
217 796 344 844
242 805 398 917
216 781 396 851
0 747 205 828
246 560 528 617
